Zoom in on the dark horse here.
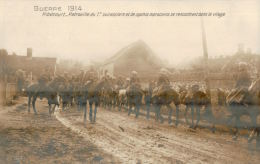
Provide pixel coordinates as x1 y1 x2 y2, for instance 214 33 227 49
152 84 180 125
226 78 260 144
27 79 60 115
127 84 143 118
182 87 212 129
83 79 107 124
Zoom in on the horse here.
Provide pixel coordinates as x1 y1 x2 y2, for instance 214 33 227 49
27 79 60 115
152 84 180 125
127 84 143 118
83 79 107 123
225 78 260 143
182 87 213 129
59 83 73 111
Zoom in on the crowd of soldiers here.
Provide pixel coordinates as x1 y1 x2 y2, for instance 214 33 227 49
25 62 260 146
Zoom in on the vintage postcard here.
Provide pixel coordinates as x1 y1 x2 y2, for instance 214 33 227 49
0 0 260 163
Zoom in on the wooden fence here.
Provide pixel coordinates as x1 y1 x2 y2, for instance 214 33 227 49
0 82 17 105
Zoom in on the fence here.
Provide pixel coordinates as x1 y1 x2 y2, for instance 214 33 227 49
0 82 17 105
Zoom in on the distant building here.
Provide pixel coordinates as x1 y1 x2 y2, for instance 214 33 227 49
98 40 165 80
0 48 57 81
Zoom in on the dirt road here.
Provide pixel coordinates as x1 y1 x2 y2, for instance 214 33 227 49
57 106 260 164
1 97 260 163
0 98 118 163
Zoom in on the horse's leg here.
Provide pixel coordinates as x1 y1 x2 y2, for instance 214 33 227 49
32 96 37 115
89 102 93 122
135 103 140 118
113 97 116 109
205 104 216 133
232 114 240 140
48 104 52 115
83 103 87 124
28 95 31 113
158 105 164 123
118 99 122 111
175 105 180 126
154 104 159 122
77 98 80 111
194 105 201 129
248 112 257 143
62 102 65 111
94 102 98 122
167 104 173 124
52 104 56 114
191 104 194 128
146 103 150 120
128 104 132 116
256 128 260 150
184 105 189 125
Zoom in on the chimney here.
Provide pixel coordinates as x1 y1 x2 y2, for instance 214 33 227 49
27 48 32 58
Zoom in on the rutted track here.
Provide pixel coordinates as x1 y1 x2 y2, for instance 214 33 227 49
55 107 260 163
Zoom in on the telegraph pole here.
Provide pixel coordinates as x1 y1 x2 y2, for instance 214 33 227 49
200 17 210 91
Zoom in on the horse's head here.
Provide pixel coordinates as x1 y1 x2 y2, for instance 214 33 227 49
249 78 260 93
248 78 260 104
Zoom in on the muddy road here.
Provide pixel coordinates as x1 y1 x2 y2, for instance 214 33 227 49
0 98 118 163
1 97 260 163
58 105 260 163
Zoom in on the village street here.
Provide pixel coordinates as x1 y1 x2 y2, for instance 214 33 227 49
0 97 118 163
1 97 260 163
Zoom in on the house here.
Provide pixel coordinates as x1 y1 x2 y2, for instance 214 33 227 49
0 48 57 82
98 40 165 81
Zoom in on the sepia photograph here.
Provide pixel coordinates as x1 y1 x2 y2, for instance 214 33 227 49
0 0 260 163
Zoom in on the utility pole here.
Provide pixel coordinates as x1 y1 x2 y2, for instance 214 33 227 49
200 17 210 91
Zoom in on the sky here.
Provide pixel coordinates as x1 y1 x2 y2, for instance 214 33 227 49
0 0 259 67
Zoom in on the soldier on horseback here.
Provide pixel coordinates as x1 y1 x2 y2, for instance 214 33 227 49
226 62 254 139
152 68 180 125
127 71 143 118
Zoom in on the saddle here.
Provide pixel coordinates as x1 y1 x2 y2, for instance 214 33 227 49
226 87 248 105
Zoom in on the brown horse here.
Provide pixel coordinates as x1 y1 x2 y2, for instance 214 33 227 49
225 78 260 143
152 84 180 125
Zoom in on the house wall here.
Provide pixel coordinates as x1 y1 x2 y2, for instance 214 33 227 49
3 55 56 80
113 53 161 80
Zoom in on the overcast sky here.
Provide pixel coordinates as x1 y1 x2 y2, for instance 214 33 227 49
0 0 259 66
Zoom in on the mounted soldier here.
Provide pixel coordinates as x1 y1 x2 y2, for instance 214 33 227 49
226 62 254 139
152 68 180 125
157 68 170 86
127 71 143 118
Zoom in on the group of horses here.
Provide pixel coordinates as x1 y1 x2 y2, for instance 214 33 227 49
26 76 260 147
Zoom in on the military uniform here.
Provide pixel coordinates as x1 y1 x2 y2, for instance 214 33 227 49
157 74 170 86
236 70 251 89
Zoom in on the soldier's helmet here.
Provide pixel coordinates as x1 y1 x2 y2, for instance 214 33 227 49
131 71 138 77
126 78 130 82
